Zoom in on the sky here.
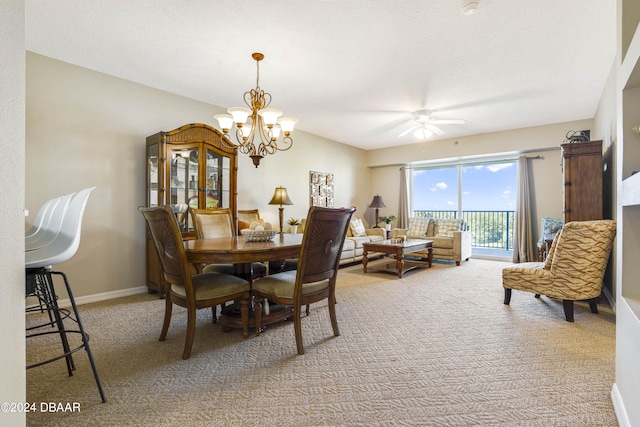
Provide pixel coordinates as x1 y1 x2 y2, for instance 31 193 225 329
412 162 517 212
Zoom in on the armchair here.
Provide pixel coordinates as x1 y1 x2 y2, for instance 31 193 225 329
502 220 616 322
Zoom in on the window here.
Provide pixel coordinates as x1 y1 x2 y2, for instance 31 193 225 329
412 159 517 255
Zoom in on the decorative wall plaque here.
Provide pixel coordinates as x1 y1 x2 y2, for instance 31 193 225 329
309 171 334 208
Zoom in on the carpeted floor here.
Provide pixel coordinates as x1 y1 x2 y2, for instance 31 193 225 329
26 259 618 426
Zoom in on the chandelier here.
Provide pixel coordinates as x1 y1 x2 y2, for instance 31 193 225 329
214 52 298 168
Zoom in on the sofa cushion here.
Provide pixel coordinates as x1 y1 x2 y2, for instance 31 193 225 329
433 219 462 237
349 236 372 249
349 218 367 237
342 239 355 252
431 236 454 249
407 217 431 238
367 235 385 243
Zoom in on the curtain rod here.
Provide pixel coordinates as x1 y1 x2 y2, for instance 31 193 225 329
381 147 557 170
401 154 544 170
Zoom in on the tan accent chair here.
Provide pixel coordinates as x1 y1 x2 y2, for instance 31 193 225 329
139 206 250 359
502 220 616 322
253 206 355 355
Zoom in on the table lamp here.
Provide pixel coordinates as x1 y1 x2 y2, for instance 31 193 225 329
369 195 386 228
269 186 293 233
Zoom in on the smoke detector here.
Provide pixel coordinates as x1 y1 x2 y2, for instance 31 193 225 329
461 0 480 15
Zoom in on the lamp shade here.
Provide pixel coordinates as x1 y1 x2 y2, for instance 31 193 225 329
214 114 234 132
258 108 283 126
269 187 293 206
369 195 386 208
277 117 298 134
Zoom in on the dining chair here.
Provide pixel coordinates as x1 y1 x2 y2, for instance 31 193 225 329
140 205 251 359
237 208 262 234
503 219 616 322
190 208 267 282
25 192 75 251
25 187 106 403
237 209 261 222
253 206 356 355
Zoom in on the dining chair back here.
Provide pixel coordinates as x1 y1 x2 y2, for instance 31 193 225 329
139 205 251 359
190 208 235 238
237 209 261 223
25 192 75 251
190 208 267 281
253 206 356 354
237 209 262 235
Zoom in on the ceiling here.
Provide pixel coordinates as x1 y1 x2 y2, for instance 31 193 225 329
25 0 616 151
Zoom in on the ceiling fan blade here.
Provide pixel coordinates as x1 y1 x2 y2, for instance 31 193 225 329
429 118 466 125
398 125 418 138
425 124 445 136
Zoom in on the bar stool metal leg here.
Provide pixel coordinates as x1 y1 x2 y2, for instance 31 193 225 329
53 270 106 403
25 267 107 403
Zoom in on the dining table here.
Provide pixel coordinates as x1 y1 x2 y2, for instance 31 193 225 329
184 232 304 332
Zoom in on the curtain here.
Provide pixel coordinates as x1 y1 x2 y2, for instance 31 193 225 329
398 166 411 228
512 156 536 262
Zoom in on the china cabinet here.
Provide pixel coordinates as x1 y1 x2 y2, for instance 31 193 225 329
613 0 640 424
561 140 603 223
145 123 238 294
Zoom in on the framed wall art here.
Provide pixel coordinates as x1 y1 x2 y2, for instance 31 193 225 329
309 171 334 208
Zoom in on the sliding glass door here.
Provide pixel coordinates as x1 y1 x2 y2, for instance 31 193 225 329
412 160 517 256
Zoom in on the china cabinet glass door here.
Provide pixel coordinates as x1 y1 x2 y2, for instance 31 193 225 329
169 144 199 231
147 143 160 207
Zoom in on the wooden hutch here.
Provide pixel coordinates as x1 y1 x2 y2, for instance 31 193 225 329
145 123 238 294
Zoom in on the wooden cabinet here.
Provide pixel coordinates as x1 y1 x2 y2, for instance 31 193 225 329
561 140 603 223
145 123 238 294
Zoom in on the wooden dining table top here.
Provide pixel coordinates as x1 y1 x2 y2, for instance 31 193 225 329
184 233 303 264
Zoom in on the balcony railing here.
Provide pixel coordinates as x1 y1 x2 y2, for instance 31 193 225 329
413 210 515 251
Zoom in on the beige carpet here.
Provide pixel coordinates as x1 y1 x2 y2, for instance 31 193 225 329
26 259 618 426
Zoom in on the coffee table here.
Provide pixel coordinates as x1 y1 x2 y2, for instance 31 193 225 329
362 239 433 278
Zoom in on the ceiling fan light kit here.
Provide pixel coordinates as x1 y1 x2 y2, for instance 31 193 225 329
461 0 480 15
397 109 465 139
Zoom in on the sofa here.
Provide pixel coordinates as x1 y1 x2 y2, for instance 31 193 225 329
293 217 386 265
392 217 472 266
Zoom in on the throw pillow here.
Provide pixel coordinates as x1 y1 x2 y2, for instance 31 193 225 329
407 217 431 238
435 219 461 237
349 218 367 237
540 217 563 243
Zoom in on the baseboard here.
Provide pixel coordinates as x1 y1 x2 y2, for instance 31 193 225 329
611 383 631 427
27 286 149 310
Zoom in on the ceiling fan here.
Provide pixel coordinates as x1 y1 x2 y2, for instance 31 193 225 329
397 109 465 139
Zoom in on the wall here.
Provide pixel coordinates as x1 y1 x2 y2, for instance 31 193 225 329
0 1 27 425
26 53 370 300
592 60 618 302
365 120 597 239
